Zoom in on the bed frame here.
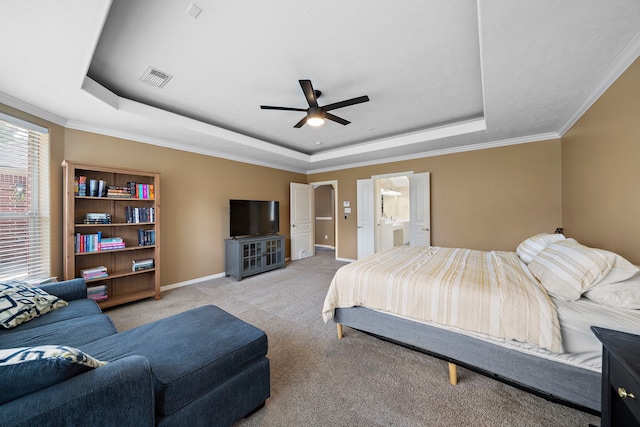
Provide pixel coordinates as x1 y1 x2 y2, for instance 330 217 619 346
334 306 601 413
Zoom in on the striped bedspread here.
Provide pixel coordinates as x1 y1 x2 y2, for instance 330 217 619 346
322 245 563 353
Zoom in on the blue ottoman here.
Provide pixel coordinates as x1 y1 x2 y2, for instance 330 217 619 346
82 305 270 427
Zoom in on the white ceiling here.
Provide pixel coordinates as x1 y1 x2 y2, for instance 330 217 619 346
1 1 639 174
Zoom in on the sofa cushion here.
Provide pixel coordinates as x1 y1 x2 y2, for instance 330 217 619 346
83 305 268 417
0 345 106 404
0 299 102 337
0 314 117 349
0 281 68 329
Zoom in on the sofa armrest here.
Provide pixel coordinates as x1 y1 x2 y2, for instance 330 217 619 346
0 356 155 427
38 278 87 301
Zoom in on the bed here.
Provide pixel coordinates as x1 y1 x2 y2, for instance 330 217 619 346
322 234 640 412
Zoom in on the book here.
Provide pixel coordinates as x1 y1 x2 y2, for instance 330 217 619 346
107 186 132 198
87 282 108 302
132 258 154 271
80 266 108 280
98 179 107 197
84 213 112 224
89 179 98 197
100 236 125 250
127 181 136 198
78 176 87 196
138 229 155 246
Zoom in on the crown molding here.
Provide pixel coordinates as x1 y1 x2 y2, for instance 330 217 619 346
559 29 640 136
0 92 68 127
305 132 561 174
65 120 308 174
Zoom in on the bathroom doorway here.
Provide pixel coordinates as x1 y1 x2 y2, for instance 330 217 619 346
374 176 410 252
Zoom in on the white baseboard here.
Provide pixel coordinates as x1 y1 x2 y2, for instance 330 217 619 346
161 272 226 291
315 244 335 249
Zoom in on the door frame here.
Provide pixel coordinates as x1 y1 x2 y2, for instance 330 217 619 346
309 179 339 260
370 171 414 251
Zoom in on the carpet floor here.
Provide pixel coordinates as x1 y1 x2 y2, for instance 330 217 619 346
105 249 600 426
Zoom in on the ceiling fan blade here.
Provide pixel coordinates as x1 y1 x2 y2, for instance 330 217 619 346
293 116 307 128
322 95 370 112
260 105 307 112
299 80 319 108
325 112 350 126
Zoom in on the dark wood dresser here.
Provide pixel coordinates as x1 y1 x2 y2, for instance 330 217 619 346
592 326 640 427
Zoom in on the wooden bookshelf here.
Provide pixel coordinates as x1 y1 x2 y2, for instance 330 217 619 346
62 161 160 308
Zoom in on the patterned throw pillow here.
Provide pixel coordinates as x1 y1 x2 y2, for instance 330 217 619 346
0 345 107 404
0 280 68 329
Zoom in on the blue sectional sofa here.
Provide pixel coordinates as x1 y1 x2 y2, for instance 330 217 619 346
0 279 270 427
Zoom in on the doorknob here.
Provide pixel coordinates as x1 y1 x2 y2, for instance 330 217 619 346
422 227 430 231
291 224 296 227
357 226 363 229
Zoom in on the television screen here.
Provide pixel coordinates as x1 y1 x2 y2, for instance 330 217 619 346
230 200 280 237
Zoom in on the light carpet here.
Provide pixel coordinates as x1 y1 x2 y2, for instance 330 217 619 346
106 249 600 427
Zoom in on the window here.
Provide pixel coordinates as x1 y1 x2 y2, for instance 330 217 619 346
0 112 50 281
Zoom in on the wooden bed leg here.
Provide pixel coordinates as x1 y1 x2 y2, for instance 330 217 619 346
337 323 343 339
448 363 458 386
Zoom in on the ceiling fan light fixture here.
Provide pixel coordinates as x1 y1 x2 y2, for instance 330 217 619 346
307 116 325 127
307 108 325 126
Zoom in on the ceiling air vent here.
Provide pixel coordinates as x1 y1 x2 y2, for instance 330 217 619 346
139 67 172 88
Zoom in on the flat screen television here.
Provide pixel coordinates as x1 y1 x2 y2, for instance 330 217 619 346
230 199 280 237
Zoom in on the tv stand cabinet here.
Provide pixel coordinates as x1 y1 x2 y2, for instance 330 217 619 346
225 235 285 280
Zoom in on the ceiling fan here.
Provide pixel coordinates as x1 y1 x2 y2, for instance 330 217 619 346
260 79 370 128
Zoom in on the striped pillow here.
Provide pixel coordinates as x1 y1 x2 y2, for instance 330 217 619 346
528 238 615 301
516 233 566 264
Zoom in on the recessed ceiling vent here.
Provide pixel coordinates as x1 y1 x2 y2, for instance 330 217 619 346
139 66 172 88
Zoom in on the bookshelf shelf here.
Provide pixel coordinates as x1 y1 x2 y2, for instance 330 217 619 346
85 268 156 283
75 222 155 228
74 245 156 256
62 160 161 308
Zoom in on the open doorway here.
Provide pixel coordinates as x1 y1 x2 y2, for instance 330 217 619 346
357 172 430 259
310 180 339 260
374 176 410 252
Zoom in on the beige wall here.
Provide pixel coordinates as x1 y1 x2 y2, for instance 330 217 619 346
309 140 563 260
562 57 640 264
63 129 306 286
3 54 637 284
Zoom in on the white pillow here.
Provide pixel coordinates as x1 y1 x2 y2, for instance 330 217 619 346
528 238 615 301
589 249 638 289
584 268 640 309
516 233 566 264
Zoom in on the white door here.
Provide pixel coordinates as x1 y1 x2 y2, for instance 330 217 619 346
357 179 375 259
409 172 431 246
290 182 314 260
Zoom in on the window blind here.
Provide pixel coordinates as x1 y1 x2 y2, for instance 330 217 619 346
0 112 50 281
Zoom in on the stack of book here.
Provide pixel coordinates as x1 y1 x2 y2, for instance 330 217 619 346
126 182 154 200
75 232 102 252
138 229 156 246
80 266 108 280
106 186 132 198
132 258 154 272
100 237 125 251
87 283 107 303
84 213 112 224
125 206 155 223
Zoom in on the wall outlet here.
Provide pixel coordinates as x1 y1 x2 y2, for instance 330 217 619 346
324 235 328 240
